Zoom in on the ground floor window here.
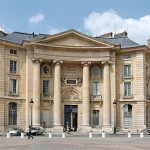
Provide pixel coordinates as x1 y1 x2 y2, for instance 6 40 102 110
146 106 149 127
123 104 132 128
92 110 99 128
9 102 17 125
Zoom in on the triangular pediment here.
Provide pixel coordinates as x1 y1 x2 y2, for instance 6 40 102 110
32 29 114 48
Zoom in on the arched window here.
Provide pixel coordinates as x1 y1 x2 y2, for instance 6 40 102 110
123 104 132 128
9 102 17 125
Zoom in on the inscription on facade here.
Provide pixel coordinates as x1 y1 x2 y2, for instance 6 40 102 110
66 65 76 74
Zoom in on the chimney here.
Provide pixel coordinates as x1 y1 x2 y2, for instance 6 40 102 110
99 32 113 38
0 30 8 38
114 31 127 38
147 39 150 48
32 32 35 38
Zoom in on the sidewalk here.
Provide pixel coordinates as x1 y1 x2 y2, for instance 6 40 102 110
0 133 150 150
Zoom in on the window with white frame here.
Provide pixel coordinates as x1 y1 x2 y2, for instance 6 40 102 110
9 102 17 125
124 82 131 96
92 82 100 98
123 104 132 128
123 53 131 59
92 110 99 127
9 79 17 94
10 49 17 55
124 65 131 77
43 80 49 97
10 60 17 73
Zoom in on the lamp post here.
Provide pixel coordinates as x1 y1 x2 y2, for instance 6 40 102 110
113 100 117 134
30 99 34 127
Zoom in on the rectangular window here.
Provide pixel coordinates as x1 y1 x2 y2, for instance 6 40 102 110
10 49 17 55
124 105 132 127
10 60 17 73
124 65 131 77
124 82 131 96
92 82 100 97
9 79 17 94
93 110 99 127
43 80 49 97
123 53 131 59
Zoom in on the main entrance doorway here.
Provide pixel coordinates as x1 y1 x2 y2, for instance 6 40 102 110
64 105 78 131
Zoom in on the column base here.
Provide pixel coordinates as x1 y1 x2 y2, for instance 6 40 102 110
52 125 63 133
80 125 92 133
32 123 41 127
102 125 113 133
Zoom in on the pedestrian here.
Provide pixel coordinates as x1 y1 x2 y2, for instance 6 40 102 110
28 125 33 139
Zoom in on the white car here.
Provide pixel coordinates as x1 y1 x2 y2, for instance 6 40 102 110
9 128 24 136
26 127 44 135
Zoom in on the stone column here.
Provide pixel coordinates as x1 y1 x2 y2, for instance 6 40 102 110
102 61 111 128
33 59 42 126
81 61 91 128
53 60 63 128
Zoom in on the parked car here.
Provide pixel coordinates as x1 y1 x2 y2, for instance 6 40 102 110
9 128 24 136
26 127 44 135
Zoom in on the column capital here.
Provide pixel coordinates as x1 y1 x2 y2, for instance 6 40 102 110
81 61 91 66
53 60 63 65
32 58 43 64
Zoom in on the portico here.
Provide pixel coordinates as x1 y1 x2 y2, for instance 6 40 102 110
27 30 115 132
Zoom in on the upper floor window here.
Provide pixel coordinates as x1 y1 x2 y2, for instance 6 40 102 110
9 79 17 94
92 66 101 77
124 65 131 77
10 60 17 73
124 82 131 97
43 80 49 97
92 82 100 98
123 53 131 59
42 65 50 75
10 49 17 55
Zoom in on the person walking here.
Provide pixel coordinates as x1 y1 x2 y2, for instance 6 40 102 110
28 126 33 139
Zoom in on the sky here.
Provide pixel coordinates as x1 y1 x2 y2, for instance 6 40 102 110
0 0 150 44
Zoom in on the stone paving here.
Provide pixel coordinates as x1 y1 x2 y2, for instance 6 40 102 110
0 133 150 150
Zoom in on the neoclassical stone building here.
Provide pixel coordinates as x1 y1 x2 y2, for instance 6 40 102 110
0 29 150 132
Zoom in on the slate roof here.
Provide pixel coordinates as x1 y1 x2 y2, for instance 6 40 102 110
95 36 140 48
0 31 140 48
0 32 47 44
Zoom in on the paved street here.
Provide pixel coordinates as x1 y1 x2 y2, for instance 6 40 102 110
0 133 150 150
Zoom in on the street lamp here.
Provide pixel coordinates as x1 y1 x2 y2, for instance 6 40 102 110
113 100 117 134
30 99 34 127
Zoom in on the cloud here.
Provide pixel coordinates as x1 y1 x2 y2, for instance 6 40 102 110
0 24 13 33
0 27 5 32
29 13 44 24
84 10 150 44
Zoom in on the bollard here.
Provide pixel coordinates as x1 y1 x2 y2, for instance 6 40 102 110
140 131 144 138
128 131 131 138
7 132 10 139
102 131 105 138
49 131 52 138
62 132 65 138
89 131 92 138
21 132 24 139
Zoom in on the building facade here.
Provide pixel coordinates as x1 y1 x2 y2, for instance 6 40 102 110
0 29 150 132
